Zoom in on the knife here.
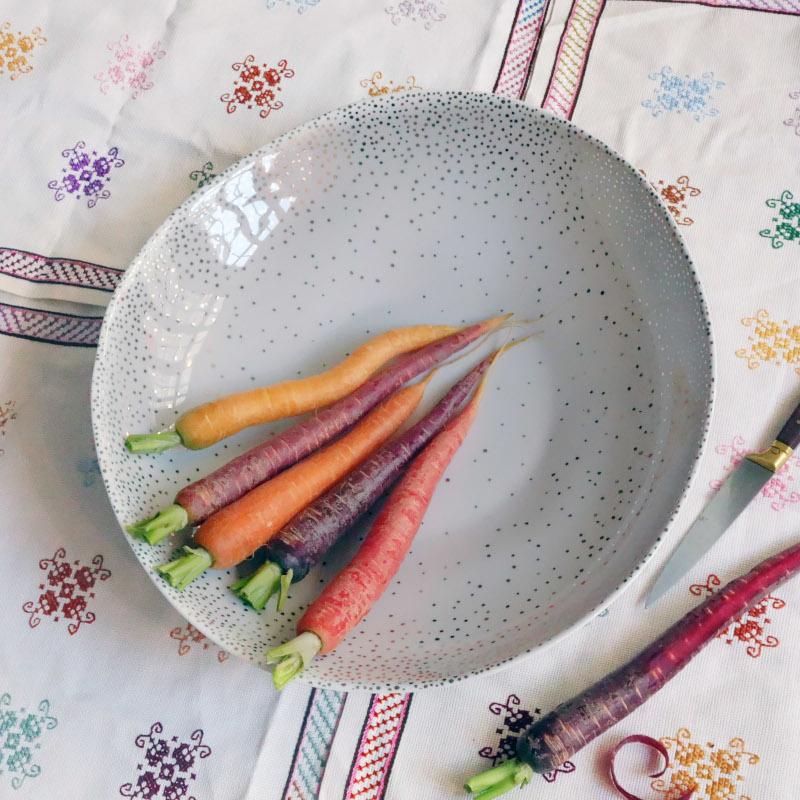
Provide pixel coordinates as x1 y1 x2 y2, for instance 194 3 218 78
645 396 800 608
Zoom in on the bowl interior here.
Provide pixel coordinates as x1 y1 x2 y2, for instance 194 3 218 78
92 92 712 691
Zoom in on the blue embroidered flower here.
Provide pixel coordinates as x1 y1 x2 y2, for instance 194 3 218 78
0 710 16 735
642 66 724 122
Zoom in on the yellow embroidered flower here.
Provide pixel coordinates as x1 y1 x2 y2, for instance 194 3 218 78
786 325 800 342
754 320 780 339
751 341 776 361
17 34 33 52
785 347 800 365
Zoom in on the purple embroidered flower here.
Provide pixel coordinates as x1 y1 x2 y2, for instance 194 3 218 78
68 152 90 171
62 173 80 193
134 771 161 800
83 178 106 197
163 776 189 800
158 760 177 782
145 737 170 767
79 169 93 183
171 742 196 772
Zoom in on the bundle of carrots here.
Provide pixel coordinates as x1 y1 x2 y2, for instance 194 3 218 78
126 313 523 687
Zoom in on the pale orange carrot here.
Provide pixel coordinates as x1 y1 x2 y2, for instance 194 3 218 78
127 324 458 452
157 376 432 588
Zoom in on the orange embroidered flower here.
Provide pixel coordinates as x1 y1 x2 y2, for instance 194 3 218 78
674 742 706 766
17 34 33 51
785 347 800 364
754 319 780 339
707 776 736 799
709 748 739 774
693 761 713 781
787 325 800 342
665 771 698 800
751 341 776 361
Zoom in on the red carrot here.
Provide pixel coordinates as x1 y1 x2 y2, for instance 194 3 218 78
231 346 509 613
267 374 487 688
127 313 509 543
464 540 800 799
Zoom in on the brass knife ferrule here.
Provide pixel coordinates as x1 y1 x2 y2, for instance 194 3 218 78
746 440 794 473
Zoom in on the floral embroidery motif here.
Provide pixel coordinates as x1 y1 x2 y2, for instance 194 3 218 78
479 695 575 783
170 623 229 663
690 574 785 658
265 0 321 12
189 162 218 191
784 89 800 137
0 399 17 456
0 695 57 790
48 142 125 209
220 55 295 119
22 548 111 635
642 66 724 122
735 309 800 375
640 170 701 226
119 723 211 799
651 728 758 800
711 435 800 512
0 22 46 81
361 71 421 97
385 0 446 29
76 457 101 487
94 34 165 98
759 189 800 249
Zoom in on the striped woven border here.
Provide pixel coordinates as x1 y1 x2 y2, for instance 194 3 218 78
493 0 552 99
540 0 606 119
0 247 122 292
653 0 800 12
342 693 413 800
281 689 347 800
0 301 103 347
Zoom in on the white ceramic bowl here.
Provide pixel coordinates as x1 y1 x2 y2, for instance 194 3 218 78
92 92 713 691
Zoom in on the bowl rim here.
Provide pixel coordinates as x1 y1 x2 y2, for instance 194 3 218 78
91 90 716 692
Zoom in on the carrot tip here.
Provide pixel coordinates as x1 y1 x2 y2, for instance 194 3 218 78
465 759 533 799
127 504 189 544
231 561 285 611
156 546 212 589
266 632 322 690
125 431 183 454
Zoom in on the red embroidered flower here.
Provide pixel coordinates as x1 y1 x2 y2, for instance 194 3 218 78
61 595 87 620
661 185 686 204
58 580 75 600
254 90 275 107
47 561 72 585
38 590 59 616
730 619 762 642
250 79 264 91
263 67 281 86
73 565 97 591
240 64 260 82
233 85 252 104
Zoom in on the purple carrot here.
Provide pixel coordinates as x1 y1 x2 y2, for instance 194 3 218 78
229 350 502 610
464 539 800 800
127 314 509 545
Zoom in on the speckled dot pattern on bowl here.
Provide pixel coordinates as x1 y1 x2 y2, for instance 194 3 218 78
92 92 713 692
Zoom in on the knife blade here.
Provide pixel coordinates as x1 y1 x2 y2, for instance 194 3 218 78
645 395 800 608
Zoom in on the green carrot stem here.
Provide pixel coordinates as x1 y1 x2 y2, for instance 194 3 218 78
156 546 212 589
277 569 294 612
465 759 533 799
266 631 322 689
125 431 183 454
231 562 284 611
127 504 189 544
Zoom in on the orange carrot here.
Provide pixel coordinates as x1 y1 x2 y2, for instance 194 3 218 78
156 377 431 589
265 374 487 687
126 324 458 452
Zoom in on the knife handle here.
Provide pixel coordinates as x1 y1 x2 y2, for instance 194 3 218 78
748 399 800 472
777 398 800 450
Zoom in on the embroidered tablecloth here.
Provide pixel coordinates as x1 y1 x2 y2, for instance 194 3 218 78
2 1 800 798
